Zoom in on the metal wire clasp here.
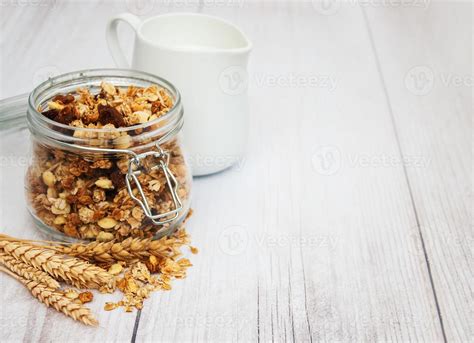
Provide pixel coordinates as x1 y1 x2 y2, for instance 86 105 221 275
125 142 183 225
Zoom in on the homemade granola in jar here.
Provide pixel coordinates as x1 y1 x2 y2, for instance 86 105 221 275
25 69 191 242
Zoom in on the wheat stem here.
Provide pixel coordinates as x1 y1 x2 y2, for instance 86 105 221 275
0 234 60 245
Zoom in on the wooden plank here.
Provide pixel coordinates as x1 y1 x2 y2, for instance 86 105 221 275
363 2 473 341
134 2 445 341
1 1 466 341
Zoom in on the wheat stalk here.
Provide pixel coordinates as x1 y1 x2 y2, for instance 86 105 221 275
0 224 191 267
0 252 60 289
55 229 191 264
0 266 98 326
0 240 115 291
59 237 153 264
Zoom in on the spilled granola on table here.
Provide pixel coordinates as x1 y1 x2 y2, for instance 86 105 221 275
0 228 197 323
104 229 195 312
26 82 191 241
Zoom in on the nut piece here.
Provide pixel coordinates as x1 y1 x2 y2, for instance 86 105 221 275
96 231 114 242
79 207 95 224
133 111 149 124
51 198 71 215
101 82 116 96
95 178 114 189
53 216 66 225
47 101 65 111
92 188 106 203
143 86 159 101
114 135 131 149
98 217 118 229
46 187 58 199
42 171 56 187
78 291 93 304
108 263 123 275
131 207 144 221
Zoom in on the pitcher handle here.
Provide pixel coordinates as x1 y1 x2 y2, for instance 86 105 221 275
106 13 142 68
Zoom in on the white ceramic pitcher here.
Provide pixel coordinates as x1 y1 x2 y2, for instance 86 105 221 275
106 13 252 176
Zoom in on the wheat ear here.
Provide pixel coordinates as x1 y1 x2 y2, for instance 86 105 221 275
0 240 115 290
58 237 165 264
0 252 60 289
56 230 191 264
0 266 98 326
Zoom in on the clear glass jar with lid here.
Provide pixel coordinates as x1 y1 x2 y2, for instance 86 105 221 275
25 69 192 242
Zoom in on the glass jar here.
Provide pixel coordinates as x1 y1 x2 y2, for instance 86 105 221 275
25 69 192 242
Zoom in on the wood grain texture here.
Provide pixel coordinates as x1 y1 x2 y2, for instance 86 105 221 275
137 2 445 341
363 2 473 341
0 1 470 342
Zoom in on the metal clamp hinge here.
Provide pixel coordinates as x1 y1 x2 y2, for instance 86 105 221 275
125 144 183 225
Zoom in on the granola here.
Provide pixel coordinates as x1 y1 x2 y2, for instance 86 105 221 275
26 82 191 240
105 255 193 312
41 82 173 128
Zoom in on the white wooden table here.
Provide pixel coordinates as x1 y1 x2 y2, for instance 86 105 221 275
0 1 471 342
